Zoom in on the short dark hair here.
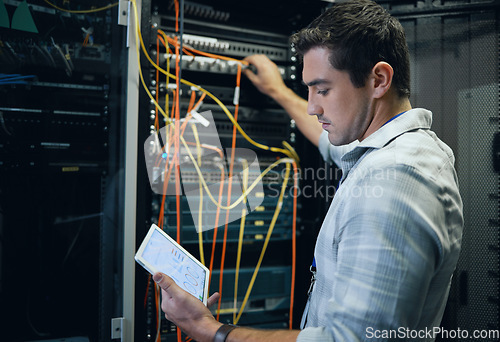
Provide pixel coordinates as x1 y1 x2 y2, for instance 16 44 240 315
291 0 411 98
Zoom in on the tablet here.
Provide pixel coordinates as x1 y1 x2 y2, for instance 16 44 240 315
135 224 210 305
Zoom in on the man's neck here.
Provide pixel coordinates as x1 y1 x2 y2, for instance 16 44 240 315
359 97 412 141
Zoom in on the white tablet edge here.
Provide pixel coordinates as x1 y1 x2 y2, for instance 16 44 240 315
135 223 210 305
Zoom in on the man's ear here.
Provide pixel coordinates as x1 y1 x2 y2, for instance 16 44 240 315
371 62 394 99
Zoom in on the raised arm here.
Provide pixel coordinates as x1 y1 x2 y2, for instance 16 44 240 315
243 55 323 147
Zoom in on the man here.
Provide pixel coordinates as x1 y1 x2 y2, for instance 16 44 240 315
153 1 464 341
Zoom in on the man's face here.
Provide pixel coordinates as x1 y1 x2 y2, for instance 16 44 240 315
303 47 374 146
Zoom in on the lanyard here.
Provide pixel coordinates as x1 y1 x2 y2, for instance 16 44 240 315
382 110 407 127
307 258 317 297
302 258 317 329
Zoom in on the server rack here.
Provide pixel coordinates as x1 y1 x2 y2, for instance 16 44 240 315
133 1 331 340
0 1 128 341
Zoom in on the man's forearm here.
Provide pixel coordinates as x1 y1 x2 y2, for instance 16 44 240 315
269 86 322 147
226 326 300 342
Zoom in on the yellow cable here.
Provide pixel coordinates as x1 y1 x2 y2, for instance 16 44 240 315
234 163 291 324
44 0 118 13
191 124 202 167
282 140 300 164
130 1 299 327
233 159 249 323
136 21 295 159
158 30 172 120
197 174 205 266
133 0 300 165
158 110 291 214
130 0 170 122
181 134 292 210
171 72 293 158
128 0 299 330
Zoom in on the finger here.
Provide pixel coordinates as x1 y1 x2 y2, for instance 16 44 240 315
243 54 263 71
153 272 179 296
243 54 256 63
207 292 220 308
242 67 255 79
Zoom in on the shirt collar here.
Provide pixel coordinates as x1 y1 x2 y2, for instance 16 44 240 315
356 108 433 149
338 108 433 180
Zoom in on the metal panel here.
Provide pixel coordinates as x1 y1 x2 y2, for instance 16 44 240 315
123 0 142 341
395 4 500 335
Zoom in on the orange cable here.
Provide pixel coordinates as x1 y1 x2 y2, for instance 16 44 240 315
208 153 224 291
157 33 171 124
151 7 294 330
184 141 225 288
174 0 179 32
154 284 160 342
169 89 176 120
155 94 181 229
188 47 248 65
187 88 196 113
155 36 160 130
191 93 206 112
216 65 242 321
82 33 89 47
156 89 178 228
163 34 248 66
162 34 246 66
174 4 183 341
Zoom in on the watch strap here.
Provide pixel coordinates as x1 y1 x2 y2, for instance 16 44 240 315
213 324 237 342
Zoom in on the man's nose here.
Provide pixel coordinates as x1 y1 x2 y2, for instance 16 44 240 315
307 94 323 117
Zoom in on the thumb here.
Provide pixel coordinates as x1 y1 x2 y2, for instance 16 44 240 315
207 292 220 308
153 272 178 294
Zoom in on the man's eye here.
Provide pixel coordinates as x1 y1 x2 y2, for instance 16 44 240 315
317 89 329 96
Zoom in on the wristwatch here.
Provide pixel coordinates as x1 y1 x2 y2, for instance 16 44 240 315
213 324 237 342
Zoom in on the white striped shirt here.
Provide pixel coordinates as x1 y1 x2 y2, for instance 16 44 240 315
298 108 463 341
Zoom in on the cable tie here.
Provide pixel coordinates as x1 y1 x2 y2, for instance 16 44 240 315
153 132 162 153
233 86 240 105
152 166 160 184
190 110 210 127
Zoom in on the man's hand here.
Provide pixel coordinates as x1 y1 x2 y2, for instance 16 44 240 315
243 55 288 99
153 272 222 342
243 54 322 147
153 272 301 342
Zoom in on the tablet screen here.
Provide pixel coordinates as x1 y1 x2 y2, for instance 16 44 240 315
136 225 208 304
